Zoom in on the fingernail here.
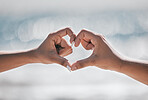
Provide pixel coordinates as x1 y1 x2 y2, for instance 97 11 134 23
67 65 71 72
71 41 75 47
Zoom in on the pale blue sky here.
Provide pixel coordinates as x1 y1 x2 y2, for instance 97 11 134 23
0 0 148 100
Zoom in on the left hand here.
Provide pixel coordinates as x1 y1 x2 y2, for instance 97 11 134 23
33 28 76 67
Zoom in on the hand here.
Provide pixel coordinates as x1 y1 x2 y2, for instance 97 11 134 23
71 29 122 71
34 28 76 67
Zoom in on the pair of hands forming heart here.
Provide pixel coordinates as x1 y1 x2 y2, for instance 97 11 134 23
1 27 148 85
33 28 122 72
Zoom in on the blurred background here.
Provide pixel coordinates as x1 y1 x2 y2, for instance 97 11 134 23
0 0 148 100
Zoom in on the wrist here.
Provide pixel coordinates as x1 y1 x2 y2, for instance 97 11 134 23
114 57 124 72
26 49 41 63
108 56 124 72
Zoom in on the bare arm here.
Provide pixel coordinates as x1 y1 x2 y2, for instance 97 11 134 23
120 60 148 85
72 29 148 85
0 28 76 73
0 50 37 72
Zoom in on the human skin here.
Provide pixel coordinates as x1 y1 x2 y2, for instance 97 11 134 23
0 28 76 72
71 29 148 85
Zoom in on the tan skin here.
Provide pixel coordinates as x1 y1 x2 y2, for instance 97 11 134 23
0 28 76 72
71 29 148 85
0 28 148 85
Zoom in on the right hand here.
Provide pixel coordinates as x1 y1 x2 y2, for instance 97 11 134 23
71 29 122 71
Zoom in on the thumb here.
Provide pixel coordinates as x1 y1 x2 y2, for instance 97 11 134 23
71 55 95 71
50 54 70 67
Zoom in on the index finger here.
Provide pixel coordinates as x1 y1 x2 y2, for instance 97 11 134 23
74 29 96 47
55 28 76 43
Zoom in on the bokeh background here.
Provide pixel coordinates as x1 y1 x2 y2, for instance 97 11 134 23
0 0 148 100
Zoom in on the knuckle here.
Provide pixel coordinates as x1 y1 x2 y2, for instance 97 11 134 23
48 32 55 37
65 27 71 31
96 35 103 42
96 34 103 39
80 29 87 33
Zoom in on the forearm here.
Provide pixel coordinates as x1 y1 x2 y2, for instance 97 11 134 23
118 59 148 85
0 49 38 72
